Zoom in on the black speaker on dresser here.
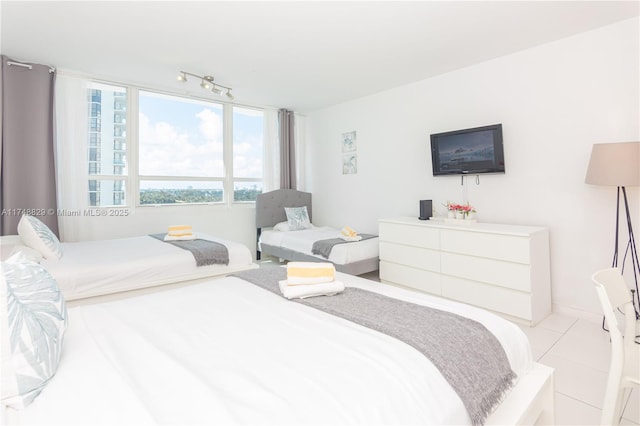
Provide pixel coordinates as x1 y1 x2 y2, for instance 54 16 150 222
419 199 432 220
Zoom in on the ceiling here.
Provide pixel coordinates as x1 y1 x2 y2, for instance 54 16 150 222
1 1 639 111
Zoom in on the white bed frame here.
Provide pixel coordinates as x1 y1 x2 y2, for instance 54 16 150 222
487 362 555 425
64 268 256 308
4 364 553 426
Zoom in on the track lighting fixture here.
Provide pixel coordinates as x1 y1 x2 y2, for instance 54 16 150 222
176 71 234 100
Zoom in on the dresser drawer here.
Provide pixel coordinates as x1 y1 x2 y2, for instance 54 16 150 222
380 241 440 273
379 222 439 250
380 261 441 295
441 275 532 320
440 229 530 264
441 252 532 292
377 217 550 324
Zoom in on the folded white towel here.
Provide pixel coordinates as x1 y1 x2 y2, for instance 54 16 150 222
278 279 345 299
339 234 362 242
164 233 197 241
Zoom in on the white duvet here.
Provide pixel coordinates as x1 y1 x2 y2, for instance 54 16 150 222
259 226 379 264
9 271 532 425
41 234 254 301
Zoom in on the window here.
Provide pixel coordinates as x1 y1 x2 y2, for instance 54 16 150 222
86 82 128 207
90 103 101 116
138 91 225 205
83 83 264 207
89 147 100 162
89 117 100 131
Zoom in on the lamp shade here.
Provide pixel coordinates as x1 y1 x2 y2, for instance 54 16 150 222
585 141 640 187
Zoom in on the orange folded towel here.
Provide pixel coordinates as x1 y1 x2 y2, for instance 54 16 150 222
286 262 336 285
167 225 193 237
165 225 196 241
341 226 358 237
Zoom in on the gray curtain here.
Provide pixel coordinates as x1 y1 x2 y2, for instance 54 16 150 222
278 108 296 189
1 55 58 236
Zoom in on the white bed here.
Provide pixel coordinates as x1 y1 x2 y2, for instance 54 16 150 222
2 230 257 301
3 269 554 426
259 225 379 265
43 234 257 301
256 189 379 275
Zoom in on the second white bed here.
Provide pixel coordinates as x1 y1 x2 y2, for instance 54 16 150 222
259 226 379 265
42 233 256 301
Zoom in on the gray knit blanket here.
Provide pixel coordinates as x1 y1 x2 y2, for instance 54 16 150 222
149 234 229 266
311 234 377 258
232 267 516 426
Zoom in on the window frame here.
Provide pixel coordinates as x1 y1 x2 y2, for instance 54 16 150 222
85 82 265 208
230 104 265 204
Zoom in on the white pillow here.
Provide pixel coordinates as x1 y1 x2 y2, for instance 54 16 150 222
1 257 68 409
273 221 291 232
284 206 312 231
17 215 63 260
10 246 44 264
0 235 23 261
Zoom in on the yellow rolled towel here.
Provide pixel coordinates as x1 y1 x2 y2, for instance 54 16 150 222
287 262 335 285
168 225 193 237
341 226 358 237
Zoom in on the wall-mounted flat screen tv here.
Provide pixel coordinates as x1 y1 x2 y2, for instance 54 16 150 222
430 124 505 176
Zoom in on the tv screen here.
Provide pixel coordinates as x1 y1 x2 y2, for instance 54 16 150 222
430 124 505 176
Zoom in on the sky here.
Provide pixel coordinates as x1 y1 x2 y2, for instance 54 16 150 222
137 91 263 189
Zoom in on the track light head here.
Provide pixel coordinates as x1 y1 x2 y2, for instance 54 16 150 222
177 71 233 100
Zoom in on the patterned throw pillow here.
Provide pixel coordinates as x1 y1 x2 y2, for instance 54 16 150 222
285 206 312 231
0 258 68 409
17 215 63 260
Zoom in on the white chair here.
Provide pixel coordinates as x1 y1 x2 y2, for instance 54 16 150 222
592 268 640 425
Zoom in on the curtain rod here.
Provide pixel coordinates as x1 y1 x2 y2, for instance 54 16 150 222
7 60 55 73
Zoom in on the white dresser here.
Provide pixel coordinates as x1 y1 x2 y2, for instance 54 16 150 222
378 217 551 326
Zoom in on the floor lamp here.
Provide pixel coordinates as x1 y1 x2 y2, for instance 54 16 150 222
585 141 640 320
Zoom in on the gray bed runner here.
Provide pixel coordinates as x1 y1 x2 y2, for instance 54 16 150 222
232 267 516 426
149 234 229 266
311 234 377 258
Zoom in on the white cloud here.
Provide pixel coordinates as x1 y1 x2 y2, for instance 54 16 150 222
138 107 262 180
196 108 223 145
139 110 224 177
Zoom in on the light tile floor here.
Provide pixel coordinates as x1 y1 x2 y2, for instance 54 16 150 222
519 313 639 425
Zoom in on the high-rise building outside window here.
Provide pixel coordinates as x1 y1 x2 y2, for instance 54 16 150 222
87 82 127 206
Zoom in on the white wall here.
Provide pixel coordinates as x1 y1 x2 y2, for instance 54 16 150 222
304 18 640 315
